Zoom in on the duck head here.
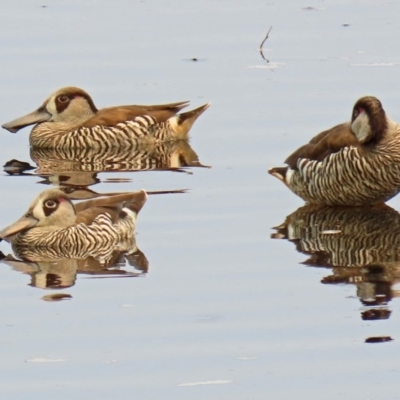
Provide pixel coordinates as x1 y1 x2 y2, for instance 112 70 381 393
351 96 387 145
0 189 76 240
2 87 98 133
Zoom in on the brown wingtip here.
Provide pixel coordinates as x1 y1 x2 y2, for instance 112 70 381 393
268 167 288 183
167 100 191 113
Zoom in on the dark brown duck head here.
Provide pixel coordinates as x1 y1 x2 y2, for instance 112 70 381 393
2 87 98 133
351 96 387 145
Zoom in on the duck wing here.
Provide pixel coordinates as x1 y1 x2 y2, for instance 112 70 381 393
81 101 190 128
74 191 147 225
285 122 358 169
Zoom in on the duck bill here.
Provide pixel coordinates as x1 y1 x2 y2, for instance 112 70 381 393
0 215 39 240
2 108 51 133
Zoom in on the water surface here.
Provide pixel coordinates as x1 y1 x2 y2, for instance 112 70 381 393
1 1 400 399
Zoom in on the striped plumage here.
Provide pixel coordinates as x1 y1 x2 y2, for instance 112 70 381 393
269 96 400 206
12 214 119 257
0 188 147 259
2 87 210 149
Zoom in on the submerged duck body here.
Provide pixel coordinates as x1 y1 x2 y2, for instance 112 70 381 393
2 87 210 149
269 96 400 206
0 188 147 258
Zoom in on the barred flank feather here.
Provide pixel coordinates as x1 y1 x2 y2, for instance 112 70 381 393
31 116 183 149
13 236 140 266
11 212 136 259
12 214 115 256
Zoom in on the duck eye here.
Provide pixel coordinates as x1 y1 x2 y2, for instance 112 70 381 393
57 95 69 103
44 200 57 209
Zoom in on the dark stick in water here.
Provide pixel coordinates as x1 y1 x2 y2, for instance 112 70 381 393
259 26 272 62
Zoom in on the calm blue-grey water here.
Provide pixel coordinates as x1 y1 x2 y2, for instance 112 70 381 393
1 1 400 399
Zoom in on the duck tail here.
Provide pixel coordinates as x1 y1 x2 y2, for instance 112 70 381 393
268 167 288 183
124 190 148 217
169 103 211 139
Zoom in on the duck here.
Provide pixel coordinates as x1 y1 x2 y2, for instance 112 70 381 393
269 96 400 206
1 87 210 149
0 188 147 258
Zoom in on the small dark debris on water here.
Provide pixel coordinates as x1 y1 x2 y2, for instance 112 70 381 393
42 293 72 302
182 58 206 62
365 336 393 344
342 23 350 27
302 7 318 11
3 159 35 175
361 309 391 321
41 5 48 8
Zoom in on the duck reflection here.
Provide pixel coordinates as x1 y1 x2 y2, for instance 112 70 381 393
3 140 207 188
31 139 207 176
272 204 400 320
0 237 148 291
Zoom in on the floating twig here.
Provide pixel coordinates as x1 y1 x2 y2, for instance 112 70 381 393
147 189 187 195
259 26 272 62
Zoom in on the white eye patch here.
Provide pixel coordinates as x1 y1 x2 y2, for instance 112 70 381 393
351 112 371 143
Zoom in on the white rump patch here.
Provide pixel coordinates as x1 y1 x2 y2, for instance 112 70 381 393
168 116 179 132
122 207 137 221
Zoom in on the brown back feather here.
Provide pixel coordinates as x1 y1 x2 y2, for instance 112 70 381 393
285 122 358 169
74 191 147 225
81 102 189 128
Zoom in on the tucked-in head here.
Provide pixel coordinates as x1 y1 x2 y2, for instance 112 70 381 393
351 96 387 145
2 87 98 133
0 189 76 239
